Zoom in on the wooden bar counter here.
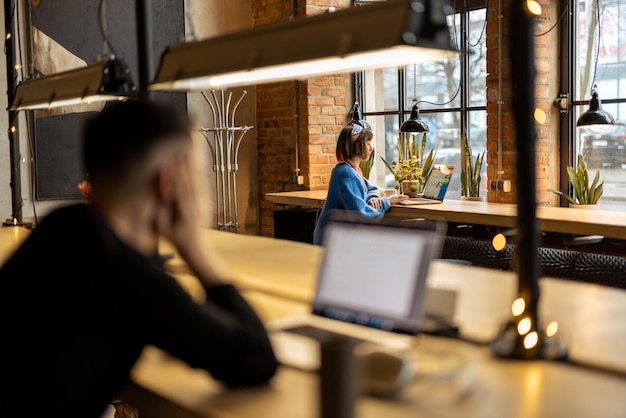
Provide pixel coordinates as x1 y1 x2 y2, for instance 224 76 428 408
266 190 626 240
0 225 625 417
128 229 626 418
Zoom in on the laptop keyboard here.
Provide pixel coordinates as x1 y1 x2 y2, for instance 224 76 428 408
283 325 366 345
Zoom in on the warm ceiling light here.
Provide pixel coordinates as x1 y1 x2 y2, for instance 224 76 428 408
10 58 136 111
150 0 456 91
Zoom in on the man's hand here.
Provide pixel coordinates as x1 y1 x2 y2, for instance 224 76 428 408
157 151 229 287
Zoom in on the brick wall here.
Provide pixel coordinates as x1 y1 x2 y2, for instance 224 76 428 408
254 0 350 237
486 0 560 205
256 0 563 235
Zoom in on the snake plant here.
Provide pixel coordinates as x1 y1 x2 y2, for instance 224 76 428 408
551 154 603 205
460 134 485 198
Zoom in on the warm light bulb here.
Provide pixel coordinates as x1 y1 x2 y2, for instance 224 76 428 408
492 233 507 251
546 321 558 337
6 33 11 40
524 331 539 349
512 298 525 316
517 317 532 335
534 108 546 124
526 0 542 15
10 126 16 133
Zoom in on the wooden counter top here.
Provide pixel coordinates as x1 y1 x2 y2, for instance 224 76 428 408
0 226 30 265
1 223 623 417
266 190 626 240
162 229 626 374
128 230 626 417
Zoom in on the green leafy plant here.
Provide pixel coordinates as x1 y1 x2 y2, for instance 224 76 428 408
460 134 485 198
381 133 435 191
359 148 375 180
550 154 603 205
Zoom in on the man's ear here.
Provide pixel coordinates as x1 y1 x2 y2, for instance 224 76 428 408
156 160 178 204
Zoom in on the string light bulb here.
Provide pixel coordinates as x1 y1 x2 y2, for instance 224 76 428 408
546 321 559 337
511 298 526 316
524 332 539 349
517 317 532 335
526 0 542 16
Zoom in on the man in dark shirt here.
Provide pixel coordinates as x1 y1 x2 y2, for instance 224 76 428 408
0 101 277 417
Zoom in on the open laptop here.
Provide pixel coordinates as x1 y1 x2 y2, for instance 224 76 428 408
267 216 442 371
398 164 455 205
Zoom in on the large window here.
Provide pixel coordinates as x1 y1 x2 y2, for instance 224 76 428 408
571 0 626 208
355 1 487 199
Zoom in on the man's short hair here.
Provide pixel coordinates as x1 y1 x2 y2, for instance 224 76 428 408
82 100 191 195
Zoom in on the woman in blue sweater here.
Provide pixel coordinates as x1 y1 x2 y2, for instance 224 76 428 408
313 120 408 245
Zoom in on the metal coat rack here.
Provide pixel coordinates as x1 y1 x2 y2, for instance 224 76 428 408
199 90 252 232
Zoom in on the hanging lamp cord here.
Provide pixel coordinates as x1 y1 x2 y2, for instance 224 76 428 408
98 0 118 58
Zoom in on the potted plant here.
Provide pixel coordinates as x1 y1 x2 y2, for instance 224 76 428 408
460 134 485 201
381 133 435 197
550 154 603 207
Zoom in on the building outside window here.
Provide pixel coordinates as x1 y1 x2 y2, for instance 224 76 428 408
354 0 487 199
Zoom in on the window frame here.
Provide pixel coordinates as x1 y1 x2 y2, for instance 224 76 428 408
561 0 626 204
353 0 487 188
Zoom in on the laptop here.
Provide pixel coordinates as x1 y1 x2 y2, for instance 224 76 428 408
398 165 455 205
267 216 442 371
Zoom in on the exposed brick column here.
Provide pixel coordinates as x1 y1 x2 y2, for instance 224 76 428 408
302 75 347 190
254 0 349 237
486 0 559 205
486 0 514 203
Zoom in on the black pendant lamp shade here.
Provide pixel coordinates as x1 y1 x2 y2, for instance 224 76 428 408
348 101 371 129
577 85 615 127
400 101 429 133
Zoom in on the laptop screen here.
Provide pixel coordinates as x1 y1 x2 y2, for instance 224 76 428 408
313 220 441 334
422 165 455 200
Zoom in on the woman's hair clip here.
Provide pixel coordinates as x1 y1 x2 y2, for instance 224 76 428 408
350 122 364 138
349 119 371 138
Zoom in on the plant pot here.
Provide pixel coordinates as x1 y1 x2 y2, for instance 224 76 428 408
401 180 420 198
460 196 486 202
569 203 599 209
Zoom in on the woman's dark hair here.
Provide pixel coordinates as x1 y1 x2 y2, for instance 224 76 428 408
336 121 373 162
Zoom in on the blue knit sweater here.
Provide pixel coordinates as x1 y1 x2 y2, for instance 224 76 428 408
313 163 390 245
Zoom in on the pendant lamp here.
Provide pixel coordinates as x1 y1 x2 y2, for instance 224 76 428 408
10 57 136 111
150 0 456 91
576 84 615 127
399 100 429 133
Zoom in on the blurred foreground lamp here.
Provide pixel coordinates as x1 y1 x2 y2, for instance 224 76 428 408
576 85 615 128
150 0 456 91
10 58 136 111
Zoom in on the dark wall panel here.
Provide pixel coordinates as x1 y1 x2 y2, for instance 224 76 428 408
31 0 185 199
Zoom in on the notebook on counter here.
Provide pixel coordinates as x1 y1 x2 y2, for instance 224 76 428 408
398 164 455 205
267 216 442 371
